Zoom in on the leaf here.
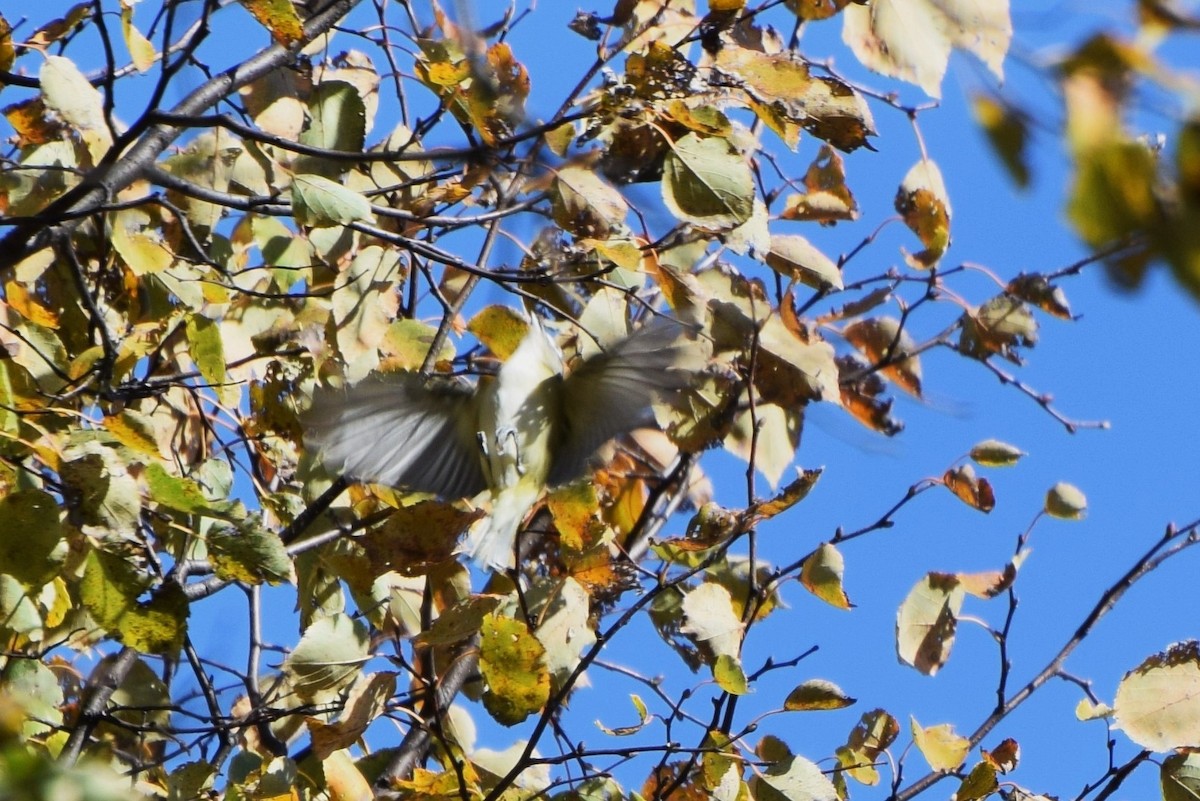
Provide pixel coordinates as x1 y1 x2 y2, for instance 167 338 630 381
468 305 530 361
751 741 839 801
943 464 995 513
119 6 156 73
479 614 551 726
838 708 899 785
360 501 482 575
185 313 227 399
283 614 371 699
0 490 67 588
238 0 305 47
680 582 743 660
957 549 1028 599
39 55 112 161
843 316 921 396
800 542 851 610
896 573 964 675
749 468 823 521
596 694 651 737
780 145 859 224
552 164 628 237
982 738 1020 773
956 761 999 801
713 654 749 695
145 463 237 519
113 582 189 656
842 0 1012 98
1045 482 1087 520
321 749 373 801
662 133 756 229
895 158 951 268
306 672 397 759
1162 752 1200 801
1075 698 1112 721
292 173 373 227
530 578 597 687
765 235 843 290
910 717 969 772
208 523 295 585
959 296 1038 362
1114 641 1200 751
297 81 368 177
970 439 1025 467
1006 273 1072 320
973 94 1029 188
724 403 802 490
785 679 856 711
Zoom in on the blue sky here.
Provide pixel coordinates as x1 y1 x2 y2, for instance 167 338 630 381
7 0 1200 796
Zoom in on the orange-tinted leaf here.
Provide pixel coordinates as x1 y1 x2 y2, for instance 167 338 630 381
361 501 484 575
895 158 951 268
982 738 1020 773
239 0 305 47
844 316 922 396
943 464 995 513
1006 273 1072 320
781 144 859 224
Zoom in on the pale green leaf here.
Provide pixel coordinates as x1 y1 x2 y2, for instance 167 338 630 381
662 133 755 229
292 173 373 227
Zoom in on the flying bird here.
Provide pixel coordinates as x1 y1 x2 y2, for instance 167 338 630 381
305 316 701 569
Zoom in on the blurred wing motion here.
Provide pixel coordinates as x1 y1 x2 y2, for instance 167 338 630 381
305 374 488 499
548 317 702 486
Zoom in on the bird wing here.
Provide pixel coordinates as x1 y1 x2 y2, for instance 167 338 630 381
304 373 488 499
549 317 700 486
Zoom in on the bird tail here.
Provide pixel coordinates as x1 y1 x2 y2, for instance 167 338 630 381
463 483 542 570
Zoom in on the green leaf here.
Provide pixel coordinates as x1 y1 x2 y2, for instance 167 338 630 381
185 313 227 398
1162 752 1200 801
297 81 367 177
662 133 755 229
713 654 749 695
479 614 551 726
292 173 373 227
784 679 856 711
145 462 238 520
208 523 295 585
1045 481 1087 520
283 613 371 699
115 582 189 655
800 543 851 610
0 490 67 588
238 0 305 47
970 439 1026 467
956 761 999 801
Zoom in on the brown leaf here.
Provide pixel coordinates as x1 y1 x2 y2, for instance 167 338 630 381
943 464 995 513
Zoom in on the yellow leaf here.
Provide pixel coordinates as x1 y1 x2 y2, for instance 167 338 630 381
910 717 969 772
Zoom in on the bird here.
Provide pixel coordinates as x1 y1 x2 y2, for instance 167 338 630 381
304 315 701 569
